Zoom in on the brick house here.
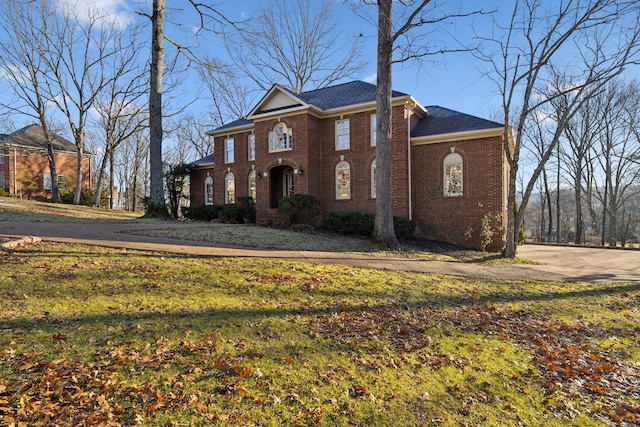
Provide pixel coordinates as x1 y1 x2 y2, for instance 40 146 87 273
0 124 92 201
190 81 509 251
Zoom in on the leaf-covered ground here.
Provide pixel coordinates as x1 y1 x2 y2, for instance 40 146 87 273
1 243 638 426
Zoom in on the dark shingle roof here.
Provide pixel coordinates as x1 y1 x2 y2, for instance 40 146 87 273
411 106 503 138
297 80 408 110
192 153 214 167
0 124 82 153
214 117 252 132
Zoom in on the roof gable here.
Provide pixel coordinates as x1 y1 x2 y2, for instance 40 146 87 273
247 84 308 118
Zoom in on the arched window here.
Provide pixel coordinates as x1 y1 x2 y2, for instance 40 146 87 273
248 170 256 201
370 158 376 198
335 161 351 200
443 152 463 196
204 176 213 205
268 122 292 152
224 172 235 204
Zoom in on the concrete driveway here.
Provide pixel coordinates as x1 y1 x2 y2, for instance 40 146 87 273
517 244 640 282
1 220 639 283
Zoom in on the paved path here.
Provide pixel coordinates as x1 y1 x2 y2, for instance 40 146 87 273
1 221 639 283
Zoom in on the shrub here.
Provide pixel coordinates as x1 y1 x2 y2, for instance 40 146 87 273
236 196 256 224
0 187 11 197
183 204 222 221
324 212 416 239
278 194 321 226
219 203 244 224
61 189 95 206
324 212 374 236
393 216 417 239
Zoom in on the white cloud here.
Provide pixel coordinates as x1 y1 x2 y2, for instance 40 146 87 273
0 65 30 85
363 73 377 84
52 0 134 29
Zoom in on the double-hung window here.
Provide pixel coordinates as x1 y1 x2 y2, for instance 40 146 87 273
370 114 377 146
248 134 255 161
43 174 65 191
225 137 235 163
335 119 350 150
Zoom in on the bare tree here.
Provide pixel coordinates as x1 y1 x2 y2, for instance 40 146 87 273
37 2 130 205
559 92 601 244
91 24 148 208
476 0 640 258
141 0 234 217
226 0 366 94
592 80 640 246
198 58 255 128
370 0 483 248
0 0 62 202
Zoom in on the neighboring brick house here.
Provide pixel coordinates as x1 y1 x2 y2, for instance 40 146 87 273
0 124 92 201
190 81 509 251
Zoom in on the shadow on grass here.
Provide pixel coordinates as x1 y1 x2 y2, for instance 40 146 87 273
3 281 640 334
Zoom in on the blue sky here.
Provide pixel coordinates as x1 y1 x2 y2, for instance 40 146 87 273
0 0 502 127
3 0 639 132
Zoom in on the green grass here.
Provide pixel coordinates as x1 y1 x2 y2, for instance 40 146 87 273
1 242 638 426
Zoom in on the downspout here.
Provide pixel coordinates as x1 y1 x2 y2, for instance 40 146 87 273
13 147 17 196
407 105 412 219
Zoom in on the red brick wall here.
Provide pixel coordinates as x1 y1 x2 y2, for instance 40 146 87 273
3 147 91 201
189 168 211 205
320 105 410 219
411 135 505 252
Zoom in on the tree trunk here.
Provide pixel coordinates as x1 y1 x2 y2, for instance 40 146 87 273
543 169 553 241
146 0 169 217
46 143 61 204
73 129 85 205
371 0 399 249
573 157 583 244
109 148 115 209
93 146 110 207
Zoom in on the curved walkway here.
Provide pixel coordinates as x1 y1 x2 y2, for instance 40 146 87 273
1 221 639 283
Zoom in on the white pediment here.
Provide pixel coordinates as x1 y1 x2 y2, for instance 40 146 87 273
247 84 308 118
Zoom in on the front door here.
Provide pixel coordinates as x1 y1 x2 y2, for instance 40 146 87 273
269 165 294 208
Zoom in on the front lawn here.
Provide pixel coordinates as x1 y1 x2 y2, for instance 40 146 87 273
1 242 638 426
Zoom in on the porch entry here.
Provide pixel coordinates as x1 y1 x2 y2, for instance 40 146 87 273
269 165 294 208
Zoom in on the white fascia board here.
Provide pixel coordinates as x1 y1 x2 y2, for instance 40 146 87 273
411 127 504 145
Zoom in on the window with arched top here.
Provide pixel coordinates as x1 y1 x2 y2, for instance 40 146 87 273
443 152 463 197
370 158 376 198
224 172 235 204
248 170 256 201
335 161 351 200
268 122 292 152
204 176 213 205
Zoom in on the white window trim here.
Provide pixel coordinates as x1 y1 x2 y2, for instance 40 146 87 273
335 160 351 200
43 173 65 191
224 137 235 163
204 176 213 205
0 171 5 189
371 158 376 198
443 152 463 197
335 119 350 151
371 114 377 147
248 170 256 201
248 134 255 161
224 172 235 204
268 122 292 153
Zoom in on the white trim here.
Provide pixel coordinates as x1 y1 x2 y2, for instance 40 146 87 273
412 127 503 145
